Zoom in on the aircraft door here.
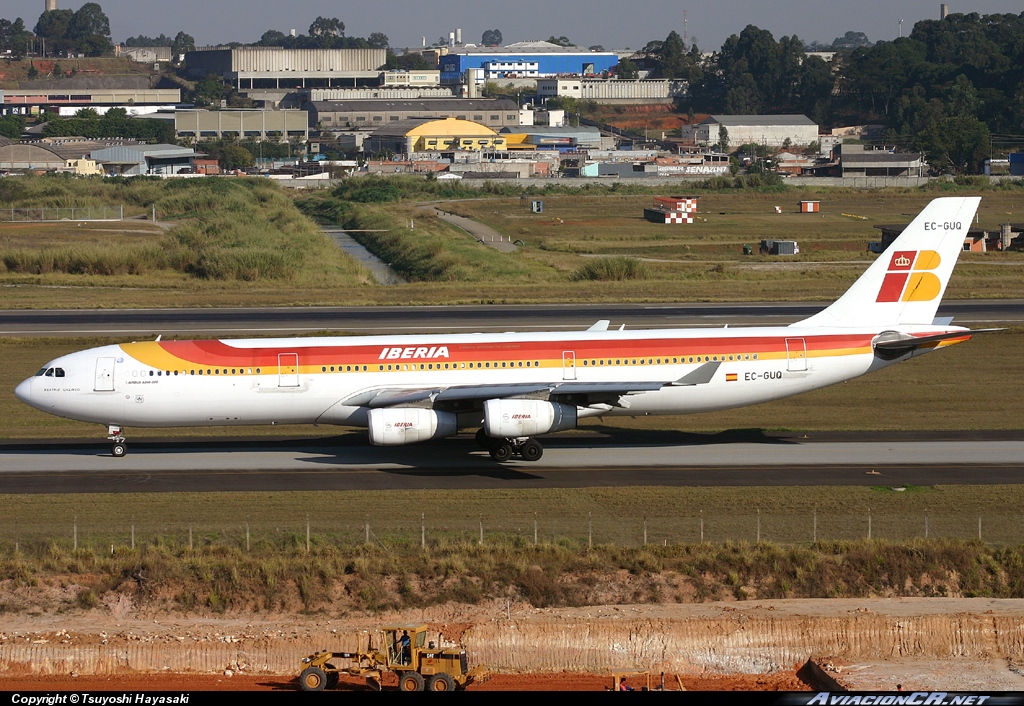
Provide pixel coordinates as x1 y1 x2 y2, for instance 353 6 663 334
94 357 115 391
785 338 808 372
562 351 577 380
278 352 299 387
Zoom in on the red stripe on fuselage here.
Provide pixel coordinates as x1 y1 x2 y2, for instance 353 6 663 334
154 333 874 367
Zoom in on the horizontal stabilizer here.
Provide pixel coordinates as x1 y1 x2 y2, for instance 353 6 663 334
671 361 721 386
873 328 1002 352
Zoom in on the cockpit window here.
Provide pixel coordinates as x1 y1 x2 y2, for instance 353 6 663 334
44 368 54 377
35 368 49 377
54 368 65 377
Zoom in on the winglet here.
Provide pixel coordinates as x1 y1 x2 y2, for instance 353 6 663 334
587 320 610 332
671 361 721 386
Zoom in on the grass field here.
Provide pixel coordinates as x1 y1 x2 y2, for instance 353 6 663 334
2 179 1022 308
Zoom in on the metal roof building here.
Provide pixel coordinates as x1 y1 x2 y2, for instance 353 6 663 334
185 47 387 90
89 144 198 176
307 98 520 130
695 115 819 148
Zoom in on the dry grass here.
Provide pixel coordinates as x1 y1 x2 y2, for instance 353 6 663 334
1 483 1024 612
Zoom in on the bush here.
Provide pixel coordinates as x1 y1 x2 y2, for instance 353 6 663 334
571 256 652 282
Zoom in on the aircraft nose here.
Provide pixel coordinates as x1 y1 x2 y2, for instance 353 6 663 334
14 378 33 406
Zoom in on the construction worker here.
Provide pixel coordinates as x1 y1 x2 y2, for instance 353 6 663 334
399 630 411 665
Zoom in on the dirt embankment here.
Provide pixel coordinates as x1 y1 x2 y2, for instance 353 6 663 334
1 598 1024 690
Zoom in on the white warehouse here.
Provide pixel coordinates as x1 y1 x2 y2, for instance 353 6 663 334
695 115 818 148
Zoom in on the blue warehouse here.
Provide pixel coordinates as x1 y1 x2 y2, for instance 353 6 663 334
440 42 620 83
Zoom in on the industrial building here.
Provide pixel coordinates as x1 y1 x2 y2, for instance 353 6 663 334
537 78 688 104
1 85 180 116
500 125 604 150
439 42 619 83
184 47 387 90
89 144 200 176
307 98 520 130
363 117 507 155
170 110 309 140
694 115 818 148
837 144 925 178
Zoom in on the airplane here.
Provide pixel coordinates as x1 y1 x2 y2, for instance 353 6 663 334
15 196 990 462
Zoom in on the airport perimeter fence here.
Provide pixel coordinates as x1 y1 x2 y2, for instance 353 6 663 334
0 510 1022 554
0 206 124 222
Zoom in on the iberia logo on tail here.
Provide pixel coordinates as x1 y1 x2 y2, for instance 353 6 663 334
876 250 942 303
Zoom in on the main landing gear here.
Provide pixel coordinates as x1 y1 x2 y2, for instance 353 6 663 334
108 425 127 458
475 429 544 462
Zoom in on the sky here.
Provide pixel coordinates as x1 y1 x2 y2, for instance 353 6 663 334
5 0 1023 52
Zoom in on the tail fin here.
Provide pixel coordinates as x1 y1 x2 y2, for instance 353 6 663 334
795 197 981 328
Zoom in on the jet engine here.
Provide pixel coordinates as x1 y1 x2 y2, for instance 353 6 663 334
368 408 458 446
483 399 577 438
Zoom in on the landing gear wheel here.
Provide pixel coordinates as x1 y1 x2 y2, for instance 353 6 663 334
399 671 425 692
428 673 456 692
520 439 543 462
299 666 328 692
111 441 127 458
475 428 493 449
489 442 514 462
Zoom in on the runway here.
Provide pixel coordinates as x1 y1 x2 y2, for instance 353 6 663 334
1 299 1022 337
1 431 1022 494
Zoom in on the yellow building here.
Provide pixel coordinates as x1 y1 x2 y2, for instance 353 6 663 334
365 117 506 155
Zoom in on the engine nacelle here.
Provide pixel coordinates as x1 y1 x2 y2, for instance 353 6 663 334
484 399 577 438
368 408 458 446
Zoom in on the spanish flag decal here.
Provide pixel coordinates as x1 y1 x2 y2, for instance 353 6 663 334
726 373 738 382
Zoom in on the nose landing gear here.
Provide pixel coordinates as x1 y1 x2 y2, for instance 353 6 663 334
108 425 127 458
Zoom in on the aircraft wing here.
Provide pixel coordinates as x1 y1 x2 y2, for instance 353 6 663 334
341 362 722 410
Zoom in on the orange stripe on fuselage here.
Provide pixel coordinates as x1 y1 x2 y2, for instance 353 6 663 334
120 334 876 372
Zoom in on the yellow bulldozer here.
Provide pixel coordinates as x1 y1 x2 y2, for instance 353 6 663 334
299 623 480 692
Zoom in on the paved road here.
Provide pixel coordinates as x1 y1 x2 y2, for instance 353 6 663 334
2 431 1022 494
428 205 518 252
1 300 1021 338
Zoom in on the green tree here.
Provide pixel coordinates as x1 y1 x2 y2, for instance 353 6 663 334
0 115 26 139
916 115 990 174
481 29 502 46
367 32 388 49
309 16 344 46
546 36 573 47
0 18 34 58
215 144 255 170
717 125 730 153
68 2 113 56
616 58 639 79
832 31 872 49
171 31 195 57
33 9 74 54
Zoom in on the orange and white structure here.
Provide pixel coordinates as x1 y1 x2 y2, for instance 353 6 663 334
17 198 989 462
644 195 698 224
799 200 820 213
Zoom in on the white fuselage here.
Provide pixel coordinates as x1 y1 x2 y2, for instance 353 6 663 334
15 323 959 432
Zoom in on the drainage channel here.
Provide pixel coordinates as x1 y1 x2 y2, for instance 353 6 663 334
323 227 406 285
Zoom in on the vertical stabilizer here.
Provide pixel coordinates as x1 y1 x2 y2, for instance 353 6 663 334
795 197 980 328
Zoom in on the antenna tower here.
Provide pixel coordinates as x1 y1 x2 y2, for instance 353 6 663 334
683 9 689 49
